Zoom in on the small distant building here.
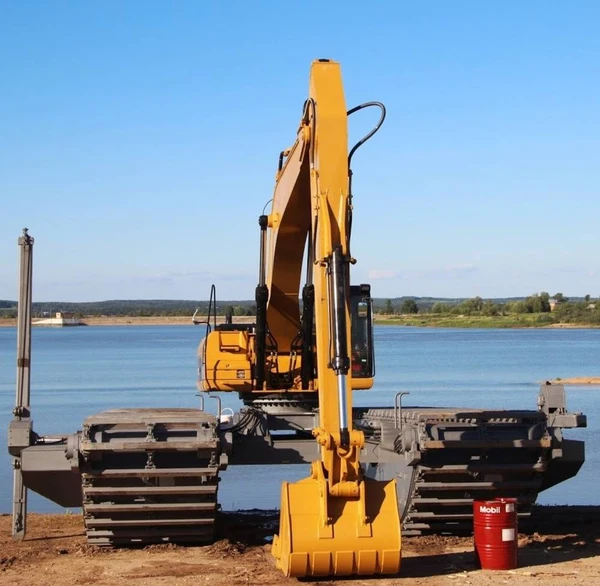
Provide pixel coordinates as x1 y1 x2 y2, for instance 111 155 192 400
55 311 74 319
33 311 81 327
549 299 563 311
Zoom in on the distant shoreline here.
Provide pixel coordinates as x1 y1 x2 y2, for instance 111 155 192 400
0 315 598 329
0 316 253 328
374 315 600 329
549 376 600 385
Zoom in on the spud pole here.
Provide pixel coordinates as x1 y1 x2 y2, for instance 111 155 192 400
11 228 34 540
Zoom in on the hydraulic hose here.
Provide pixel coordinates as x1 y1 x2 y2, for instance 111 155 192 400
346 101 387 253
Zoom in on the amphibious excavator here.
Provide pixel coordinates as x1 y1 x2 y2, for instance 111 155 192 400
8 60 586 579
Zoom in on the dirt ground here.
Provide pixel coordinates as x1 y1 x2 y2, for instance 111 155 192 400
1 507 598 586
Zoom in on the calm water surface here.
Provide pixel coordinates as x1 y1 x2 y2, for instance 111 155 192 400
0 325 598 513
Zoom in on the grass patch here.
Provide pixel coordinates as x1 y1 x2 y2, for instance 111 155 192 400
375 313 568 328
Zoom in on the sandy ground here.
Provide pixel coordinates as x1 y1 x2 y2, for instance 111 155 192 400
549 377 600 385
80 316 197 326
1 507 598 586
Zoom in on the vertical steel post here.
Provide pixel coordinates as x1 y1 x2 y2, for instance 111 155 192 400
12 228 34 540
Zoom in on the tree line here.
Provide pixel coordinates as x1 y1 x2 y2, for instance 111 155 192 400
0 299 257 319
1 294 598 325
379 292 600 325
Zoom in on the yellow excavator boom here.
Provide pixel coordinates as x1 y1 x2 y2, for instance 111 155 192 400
268 59 402 577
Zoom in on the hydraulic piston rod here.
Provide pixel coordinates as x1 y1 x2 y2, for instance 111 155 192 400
329 245 351 448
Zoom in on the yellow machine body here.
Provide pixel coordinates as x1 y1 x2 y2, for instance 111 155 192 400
197 331 253 392
198 333 373 392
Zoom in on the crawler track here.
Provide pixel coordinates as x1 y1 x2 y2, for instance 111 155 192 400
80 408 220 546
402 407 551 534
361 407 553 535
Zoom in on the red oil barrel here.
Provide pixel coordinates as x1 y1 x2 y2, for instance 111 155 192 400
473 498 518 570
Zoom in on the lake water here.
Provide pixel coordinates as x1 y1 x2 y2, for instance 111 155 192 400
0 325 598 513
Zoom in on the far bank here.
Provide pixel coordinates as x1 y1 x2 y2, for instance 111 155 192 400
0 315 254 328
375 314 600 329
0 315 599 328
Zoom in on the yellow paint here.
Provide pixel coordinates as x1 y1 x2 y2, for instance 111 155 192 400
199 59 401 577
268 60 401 577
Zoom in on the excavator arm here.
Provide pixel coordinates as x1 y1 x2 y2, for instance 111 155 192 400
266 60 402 577
198 59 401 577
266 60 358 467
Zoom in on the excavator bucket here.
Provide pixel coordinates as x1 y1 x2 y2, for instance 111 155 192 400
272 475 401 577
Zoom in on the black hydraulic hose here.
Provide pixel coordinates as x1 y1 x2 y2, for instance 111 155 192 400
301 284 315 388
208 284 217 332
346 101 387 251
255 284 268 390
347 101 387 170
202 284 218 386
255 215 269 390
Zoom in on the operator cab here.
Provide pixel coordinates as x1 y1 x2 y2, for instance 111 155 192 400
350 284 375 379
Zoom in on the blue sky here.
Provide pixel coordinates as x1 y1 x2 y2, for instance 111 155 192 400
1 1 598 302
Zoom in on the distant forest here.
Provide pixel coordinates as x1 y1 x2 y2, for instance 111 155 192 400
0 294 597 324
0 299 255 318
382 292 600 326
0 296 503 318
